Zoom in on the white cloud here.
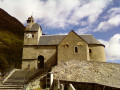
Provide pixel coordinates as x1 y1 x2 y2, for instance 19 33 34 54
108 7 120 17
68 0 112 24
95 7 120 32
108 15 120 26
0 0 112 29
95 21 110 31
76 26 91 34
55 32 68 35
99 34 120 60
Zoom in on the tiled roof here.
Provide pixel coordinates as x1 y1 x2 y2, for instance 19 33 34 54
79 35 102 45
29 23 40 31
39 35 66 45
38 34 103 45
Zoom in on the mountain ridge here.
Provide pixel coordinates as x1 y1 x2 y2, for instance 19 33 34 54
0 8 24 36
0 8 25 75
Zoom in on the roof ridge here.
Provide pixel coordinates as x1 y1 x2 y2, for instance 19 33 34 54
41 35 66 36
79 34 92 35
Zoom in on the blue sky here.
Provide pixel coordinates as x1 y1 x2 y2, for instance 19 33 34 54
0 0 120 63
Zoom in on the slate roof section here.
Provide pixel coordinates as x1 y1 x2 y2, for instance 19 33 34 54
29 23 40 31
79 35 102 45
38 34 103 45
39 35 66 45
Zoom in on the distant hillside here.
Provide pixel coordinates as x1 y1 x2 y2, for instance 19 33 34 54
0 8 25 75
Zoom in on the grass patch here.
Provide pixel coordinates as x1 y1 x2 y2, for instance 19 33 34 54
0 31 23 75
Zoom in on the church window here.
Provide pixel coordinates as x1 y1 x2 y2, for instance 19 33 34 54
32 34 34 38
74 46 78 53
89 49 92 53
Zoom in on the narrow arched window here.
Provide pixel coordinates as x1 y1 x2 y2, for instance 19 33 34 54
74 46 78 53
32 34 34 38
89 49 92 54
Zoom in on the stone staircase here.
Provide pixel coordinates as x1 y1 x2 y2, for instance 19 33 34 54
24 69 50 90
0 69 24 90
0 69 50 90
25 69 49 84
0 84 24 90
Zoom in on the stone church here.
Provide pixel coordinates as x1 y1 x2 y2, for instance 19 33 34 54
2 16 120 90
22 16 106 70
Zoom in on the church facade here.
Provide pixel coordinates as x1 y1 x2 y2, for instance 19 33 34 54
22 16 106 70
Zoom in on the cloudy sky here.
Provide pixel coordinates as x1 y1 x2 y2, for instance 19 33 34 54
0 0 120 63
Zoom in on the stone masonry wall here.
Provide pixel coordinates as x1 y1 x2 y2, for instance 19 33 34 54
52 60 120 88
89 45 106 62
22 45 57 69
58 31 89 63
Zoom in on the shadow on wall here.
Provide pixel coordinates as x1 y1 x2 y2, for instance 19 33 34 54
44 53 57 69
58 80 120 90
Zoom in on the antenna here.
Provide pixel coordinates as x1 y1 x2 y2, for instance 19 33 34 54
31 12 34 23
32 12 33 17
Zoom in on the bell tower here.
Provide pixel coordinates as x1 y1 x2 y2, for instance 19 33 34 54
25 16 34 31
22 16 42 70
23 16 42 45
